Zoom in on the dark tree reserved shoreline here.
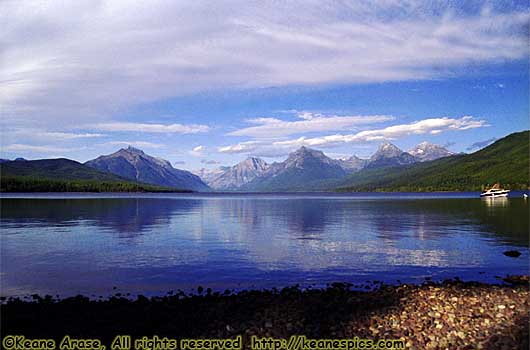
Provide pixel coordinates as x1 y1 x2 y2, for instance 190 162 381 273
0 177 189 193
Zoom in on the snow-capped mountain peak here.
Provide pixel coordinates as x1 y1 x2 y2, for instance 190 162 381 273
202 157 269 190
365 142 417 168
409 142 454 162
371 142 405 159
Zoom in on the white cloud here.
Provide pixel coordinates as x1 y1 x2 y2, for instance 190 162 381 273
87 122 210 134
218 141 262 154
7 129 105 142
189 145 205 157
219 116 488 156
39 131 105 139
218 140 291 157
1 1 527 123
228 112 394 138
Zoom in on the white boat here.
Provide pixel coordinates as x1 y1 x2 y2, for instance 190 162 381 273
480 184 510 198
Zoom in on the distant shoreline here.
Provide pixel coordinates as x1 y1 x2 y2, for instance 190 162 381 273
0 176 192 193
2 190 529 195
0 189 193 193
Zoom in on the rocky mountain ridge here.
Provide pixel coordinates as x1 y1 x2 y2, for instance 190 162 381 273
198 141 453 191
85 146 209 191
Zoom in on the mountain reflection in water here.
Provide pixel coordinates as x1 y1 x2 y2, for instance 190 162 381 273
0 194 528 297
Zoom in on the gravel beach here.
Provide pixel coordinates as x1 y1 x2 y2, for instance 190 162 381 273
1 277 528 350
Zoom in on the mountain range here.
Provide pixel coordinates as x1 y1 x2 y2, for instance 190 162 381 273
337 155 367 172
84 146 209 191
364 142 417 169
240 147 349 192
2 131 528 192
408 142 454 162
335 130 529 192
198 141 454 191
0 158 182 192
200 157 269 191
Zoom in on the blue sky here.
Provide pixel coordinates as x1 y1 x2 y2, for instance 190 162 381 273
1 1 528 170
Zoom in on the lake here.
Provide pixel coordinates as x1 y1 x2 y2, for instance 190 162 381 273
0 193 528 297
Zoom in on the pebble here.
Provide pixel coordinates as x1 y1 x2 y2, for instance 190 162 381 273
2 276 528 350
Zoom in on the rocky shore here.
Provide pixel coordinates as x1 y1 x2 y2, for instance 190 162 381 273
1 277 528 350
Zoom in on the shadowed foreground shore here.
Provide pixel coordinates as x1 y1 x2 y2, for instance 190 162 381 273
1 277 528 350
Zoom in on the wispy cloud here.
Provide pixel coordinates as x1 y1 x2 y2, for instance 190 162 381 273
228 112 394 138
219 116 488 156
88 122 210 134
2 144 78 154
467 137 497 151
36 131 104 140
105 141 163 149
201 159 221 165
189 145 205 157
2 2 527 123
8 129 105 141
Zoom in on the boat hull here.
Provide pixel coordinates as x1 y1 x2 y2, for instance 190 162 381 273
480 191 509 198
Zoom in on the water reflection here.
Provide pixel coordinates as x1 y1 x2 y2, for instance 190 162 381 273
0 195 528 296
1 198 201 235
2 197 527 244
482 197 509 208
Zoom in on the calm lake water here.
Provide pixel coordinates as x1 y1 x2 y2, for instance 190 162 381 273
1 193 528 297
